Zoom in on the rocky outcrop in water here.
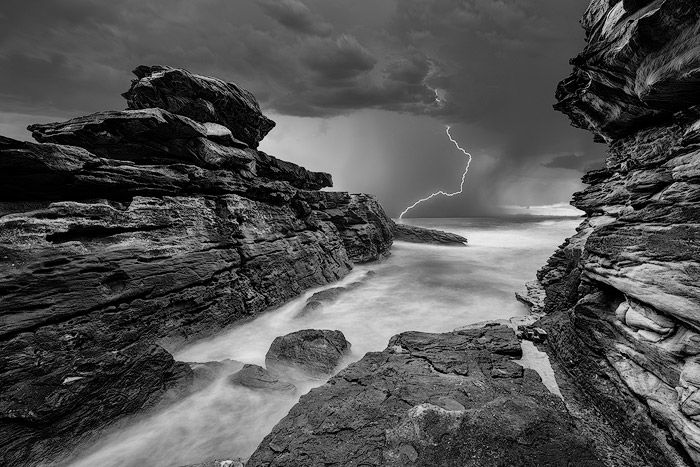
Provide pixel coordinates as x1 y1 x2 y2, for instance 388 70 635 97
248 324 603 466
393 223 468 245
533 1 700 465
265 329 351 380
0 66 394 466
228 364 296 392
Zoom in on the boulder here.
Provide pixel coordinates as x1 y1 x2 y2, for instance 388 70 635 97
122 65 275 148
265 329 351 379
228 364 295 392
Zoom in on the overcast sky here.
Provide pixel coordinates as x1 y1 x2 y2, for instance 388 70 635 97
0 0 605 217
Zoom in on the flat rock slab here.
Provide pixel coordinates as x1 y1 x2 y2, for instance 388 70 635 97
248 324 602 466
393 223 467 245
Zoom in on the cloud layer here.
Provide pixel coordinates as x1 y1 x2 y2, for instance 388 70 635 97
0 0 606 216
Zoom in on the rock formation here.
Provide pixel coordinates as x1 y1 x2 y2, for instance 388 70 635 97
228 364 296 392
248 324 603 466
532 1 700 465
393 223 468 245
0 66 394 466
265 329 351 379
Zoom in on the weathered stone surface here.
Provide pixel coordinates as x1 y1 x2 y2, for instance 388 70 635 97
248 325 603 466
534 1 700 465
320 193 394 263
393 222 468 245
265 329 351 379
254 151 332 190
228 364 296 392
0 66 395 466
554 0 700 142
515 280 547 314
28 108 256 170
123 65 275 148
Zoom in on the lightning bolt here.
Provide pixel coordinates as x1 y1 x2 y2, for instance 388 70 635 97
398 126 473 219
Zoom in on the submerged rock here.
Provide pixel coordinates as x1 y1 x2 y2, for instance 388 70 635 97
228 364 295 392
189 359 244 387
393 222 467 245
248 325 603 466
265 329 351 379
298 271 375 317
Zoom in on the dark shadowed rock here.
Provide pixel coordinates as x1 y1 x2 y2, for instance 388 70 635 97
265 329 351 379
393 222 467 245
228 364 296 392
122 65 275 148
554 0 700 142
254 151 332 190
248 325 603 467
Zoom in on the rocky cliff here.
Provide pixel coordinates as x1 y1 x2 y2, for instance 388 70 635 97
0 65 395 466
534 1 700 465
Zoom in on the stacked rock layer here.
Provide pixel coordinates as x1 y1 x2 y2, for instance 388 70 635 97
0 66 394 465
538 1 700 465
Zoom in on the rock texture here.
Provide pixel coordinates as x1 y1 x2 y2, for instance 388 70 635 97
534 1 700 465
228 364 296 392
122 65 275 148
248 325 603 466
393 222 468 246
0 66 394 466
265 329 351 379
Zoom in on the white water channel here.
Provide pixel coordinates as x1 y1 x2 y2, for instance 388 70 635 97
68 216 580 467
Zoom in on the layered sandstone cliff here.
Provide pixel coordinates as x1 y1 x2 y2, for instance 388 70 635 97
535 1 700 465
0 66 394 466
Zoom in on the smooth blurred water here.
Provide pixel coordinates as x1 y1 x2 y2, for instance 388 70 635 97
69 216 580 467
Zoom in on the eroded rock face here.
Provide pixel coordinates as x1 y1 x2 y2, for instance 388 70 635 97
535 1 700 465
248 325 603 466
122 65 275 148
265 329 351 379
0 66 394 466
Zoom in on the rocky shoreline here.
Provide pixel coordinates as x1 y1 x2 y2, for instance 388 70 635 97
1 0 699 465
212 0 700 465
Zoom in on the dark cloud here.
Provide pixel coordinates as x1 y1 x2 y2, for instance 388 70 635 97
302 35 376 81
543 153 605 172
0 0 607 216
258 0 333 37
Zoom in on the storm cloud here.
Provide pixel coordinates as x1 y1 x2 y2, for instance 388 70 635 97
0 0 605 216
